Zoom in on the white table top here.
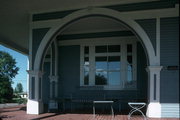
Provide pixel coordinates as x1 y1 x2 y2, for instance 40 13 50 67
93 101 114 103
128 102 146 105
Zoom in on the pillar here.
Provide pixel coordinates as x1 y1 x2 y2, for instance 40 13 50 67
146 66 163 118
27 70 44 114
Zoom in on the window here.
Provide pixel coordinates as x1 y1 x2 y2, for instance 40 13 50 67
80 40 136 90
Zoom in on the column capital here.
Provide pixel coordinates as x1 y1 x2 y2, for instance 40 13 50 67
27 70 44 77
49 75 59 82
146 66 163 72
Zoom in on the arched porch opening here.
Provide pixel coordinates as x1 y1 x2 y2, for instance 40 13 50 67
28 8 161 116
41 15 149 113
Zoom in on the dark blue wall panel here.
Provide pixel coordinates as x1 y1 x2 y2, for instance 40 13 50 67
58 43 148 110
160 17 179 103
137 42 148 100
32 28 50 69
136 19 156 55
58 45 80 96
42 62 50 104
32 0 177 21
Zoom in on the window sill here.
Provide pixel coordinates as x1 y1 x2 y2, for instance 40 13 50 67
79 85 136 90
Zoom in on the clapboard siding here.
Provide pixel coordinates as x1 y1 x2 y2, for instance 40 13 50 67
136 19 156 54
160 17 179 65
32 28 50 69
161 104 180 118
58 42 148 111
42 62 50 104
160 17 179 104
160 17 179 118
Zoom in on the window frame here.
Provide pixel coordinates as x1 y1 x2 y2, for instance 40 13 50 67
80 39 137 90
58 37 137 90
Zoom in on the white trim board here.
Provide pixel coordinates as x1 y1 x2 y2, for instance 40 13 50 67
77 38 137 90
58 36 138 46
29 0 160 14
33 7 156 77
30 5 179 29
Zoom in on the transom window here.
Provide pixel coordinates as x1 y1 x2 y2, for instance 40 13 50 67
81 40 137 90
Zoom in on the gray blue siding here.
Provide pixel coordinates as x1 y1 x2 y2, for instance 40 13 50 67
160 17 179 103
32 28 50 69
137 42 148 100
42 62 50 104
58 45 80 96
136 19 157 55
58 42 148 111
32 0 178 21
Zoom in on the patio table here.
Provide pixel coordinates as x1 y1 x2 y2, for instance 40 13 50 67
93 101 114 118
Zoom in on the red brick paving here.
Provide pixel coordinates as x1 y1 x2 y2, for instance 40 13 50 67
0 105 179 120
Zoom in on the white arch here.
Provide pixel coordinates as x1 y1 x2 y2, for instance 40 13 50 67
34 7 157 70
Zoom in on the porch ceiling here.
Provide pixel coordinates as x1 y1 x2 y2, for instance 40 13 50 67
0 0 159 55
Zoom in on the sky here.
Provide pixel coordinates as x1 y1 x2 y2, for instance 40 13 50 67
0 45 28 92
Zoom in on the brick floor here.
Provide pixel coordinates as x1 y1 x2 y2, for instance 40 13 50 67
0 105 179 120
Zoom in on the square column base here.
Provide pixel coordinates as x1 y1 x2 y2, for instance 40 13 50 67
146 102 161 118
27 99 44 114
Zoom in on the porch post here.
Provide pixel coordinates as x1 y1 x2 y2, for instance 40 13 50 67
49 75 59 99
48 40 59 110
146 66 163 118
27 70 44 114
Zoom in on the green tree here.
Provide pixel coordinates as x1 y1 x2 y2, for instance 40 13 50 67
0 51 19 103
15 83 23 93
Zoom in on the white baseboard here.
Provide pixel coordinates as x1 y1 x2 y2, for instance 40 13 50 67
146 102 180 118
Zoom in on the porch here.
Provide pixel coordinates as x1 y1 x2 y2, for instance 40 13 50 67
0 105 179 120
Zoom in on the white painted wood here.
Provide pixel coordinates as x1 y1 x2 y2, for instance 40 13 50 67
29 22 33 70
146 102 161 118
33 7 156 72
54 40 58 98
146 66 162 102
147 103 180 118
133 42 137 85
27 99 44 114
29 0 159 14
156 18 160 64
30 7 167 116
121 41 126 89
31 5 179 28
79 38 137 90
59 37 137 46
27 70 43 100
80 45 84 86
89 45 95 85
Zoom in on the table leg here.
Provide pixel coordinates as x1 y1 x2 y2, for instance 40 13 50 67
128 107 146 120
119 101 121 113
93 104 95 118
111 104 114 118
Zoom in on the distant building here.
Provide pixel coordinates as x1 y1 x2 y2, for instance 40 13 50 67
18 92 28 99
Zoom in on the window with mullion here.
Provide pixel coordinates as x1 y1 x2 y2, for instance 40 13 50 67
84 46 89 85
95 56 108 85
125 44 136 89
81 42 136 90
108 56 121 86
